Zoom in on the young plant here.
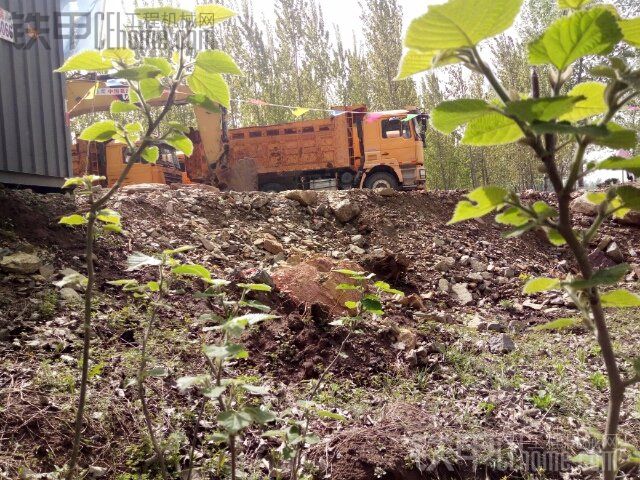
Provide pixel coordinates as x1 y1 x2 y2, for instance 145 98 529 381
55 6 241 478
398 1 640 478
173 272 277 480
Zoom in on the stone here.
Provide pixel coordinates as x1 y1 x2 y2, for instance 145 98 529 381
467 314 487 331
198 235 216 251
285 190 319 207
618 210 640 227
254 236 284 255
434 257 455 272
351 234 366 247
250 195 271 209
349 245 366 255
469 258 487 273
487 322 506 332
522 299 544 311
605 242 624 263
0 252 42 274
376 187 396 197
438 278 450 292
570 193 598 216
39 264 55 280
588 249 616 269
60 287 82 303
597 235 613 251
122 183 170 192
452 283 473 305
330 198 360 223
504 267 516 278
87 466 108 478
489 334 515 354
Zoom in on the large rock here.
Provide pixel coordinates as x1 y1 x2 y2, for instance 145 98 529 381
254 235 284 255
0 252 42 274
285 190 318 207
570 193 597 216
489 334 516 354
451 283 473 305
330 198 360 223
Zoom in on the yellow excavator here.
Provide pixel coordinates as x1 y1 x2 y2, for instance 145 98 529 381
67 79 427 192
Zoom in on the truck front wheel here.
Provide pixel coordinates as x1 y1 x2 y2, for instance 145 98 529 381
364 172 399 190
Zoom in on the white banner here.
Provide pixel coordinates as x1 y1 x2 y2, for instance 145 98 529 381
0 7 14 44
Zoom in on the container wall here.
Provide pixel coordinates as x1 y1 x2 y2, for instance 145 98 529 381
0 0 71 187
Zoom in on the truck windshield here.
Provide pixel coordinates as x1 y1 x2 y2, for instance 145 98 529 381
381 118 411 139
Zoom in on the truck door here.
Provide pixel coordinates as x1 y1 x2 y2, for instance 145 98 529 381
378 117 415 166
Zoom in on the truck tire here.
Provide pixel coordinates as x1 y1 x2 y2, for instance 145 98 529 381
364 171 399 190
260 182 285 192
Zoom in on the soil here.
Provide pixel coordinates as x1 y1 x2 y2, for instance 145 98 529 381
1 185 639 479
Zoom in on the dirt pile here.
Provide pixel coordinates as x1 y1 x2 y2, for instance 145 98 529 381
1 185 639 479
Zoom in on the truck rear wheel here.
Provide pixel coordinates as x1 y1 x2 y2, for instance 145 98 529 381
260 182 285 192
364 172 399 190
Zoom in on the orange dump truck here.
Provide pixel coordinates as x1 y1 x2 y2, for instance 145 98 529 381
72 140 190 187
205 105 428 192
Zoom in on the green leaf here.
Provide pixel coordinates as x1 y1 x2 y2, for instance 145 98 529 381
126 252 162 271
172 264 211 280
163 245 196 255
195 50 242 75
147 281 160 292
344 301 359 310
79 120 118 142
135 7 192 24
236 283 272 292
144 58 173 76
232 313 277 325
117 65 162 81
238 300 271 312
558 0 593 9
570 264 630 289
176 375 210 391
395 49 460 79
336 283 361 291
619 17 640 47
523 277 561 294
404 0 524 50
571 453 602 467
431 99 492 134
316 410 347 421
504 97 580 123
361 297 383 315
187 94 222 113
217 410 252 434
586 192 607 205
240 384 270 395
559 82 607 122
203 385 227 399
103 48 136 65
242 406 276 424
96 209 121 224
333 269 366 277
448 186 508 224
495 207 530 227
533 201 558 218
103 224 124 234
147 367 168 378
462 112 524 146
195 4 236 26
187 67 230 108
203 343 248 360
55 50 112 72
616 186 640 210
110 100 139 114
62 177 85 189
593 123 638 149
60 214 88 226
530 121 608 137
164 132 194 156
600 290 640 308
533 317 582 331
596 156 640 176
141 146 159 164
139 78 164 100
545 228 567 246
125 122 143 133
528 8 622 71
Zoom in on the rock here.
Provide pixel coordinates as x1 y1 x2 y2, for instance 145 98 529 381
452 283 473 305
605 242 624 263
376 187 396 197
250 195 271 209
487 322 506 332
330 198 360 223
54 269 87 291
39 264 55 280
0 252 42 274
351 234 366 247
469 258 487 273
522 299 544 310
467 314 487 331
198 234 216 251
240 268 275 289
399 293 425 310
504 267 516 278
396 328 417 350
489 334 515 354
285 190 319 207
434 257 455 272
570 193 598 216
349 245 366 255
438 278 450 292
60 287 82 303
588 249 616 269
254 235 284 255
122 183 170 192
87 465 108 478
597 235 613 251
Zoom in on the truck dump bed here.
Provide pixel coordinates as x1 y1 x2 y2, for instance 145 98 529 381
228 113 357 176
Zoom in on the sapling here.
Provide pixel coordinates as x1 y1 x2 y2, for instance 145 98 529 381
398 0 640 477
173 270 277 480
54 5 240 477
